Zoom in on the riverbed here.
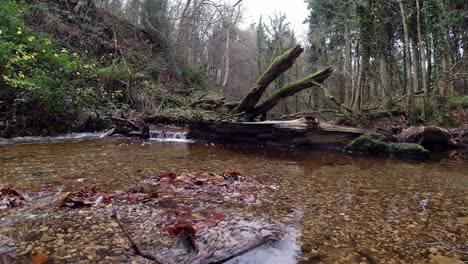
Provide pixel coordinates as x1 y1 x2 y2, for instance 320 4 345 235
0 134 467 263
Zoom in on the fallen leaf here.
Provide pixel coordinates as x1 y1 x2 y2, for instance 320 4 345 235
32 252 49 264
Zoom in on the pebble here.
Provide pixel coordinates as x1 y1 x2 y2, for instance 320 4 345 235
39 235 55 242
56 239 65 247
114 238 126 245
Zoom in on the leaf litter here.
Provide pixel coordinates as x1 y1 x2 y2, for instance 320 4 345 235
0 172 286 263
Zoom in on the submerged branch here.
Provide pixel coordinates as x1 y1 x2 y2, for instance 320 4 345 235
111 197 162 263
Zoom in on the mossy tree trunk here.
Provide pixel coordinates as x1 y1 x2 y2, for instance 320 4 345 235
233 45 333 121
244 68 333 120
234 45 304 114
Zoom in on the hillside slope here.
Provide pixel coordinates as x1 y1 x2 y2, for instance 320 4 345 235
0 0 190 137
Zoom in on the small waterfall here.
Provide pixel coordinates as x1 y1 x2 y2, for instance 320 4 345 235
149 130 192 143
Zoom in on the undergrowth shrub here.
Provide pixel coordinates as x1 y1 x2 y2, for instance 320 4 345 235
0 0 100 135
182 65 206 91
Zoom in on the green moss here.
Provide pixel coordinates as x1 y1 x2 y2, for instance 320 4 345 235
345 133 430 159
389 143 430 159
344 133 390 154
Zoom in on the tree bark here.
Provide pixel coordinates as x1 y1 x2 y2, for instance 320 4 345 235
244 68 333 120
344 23 352 105
380 57 392 109
398 0 415 122
416 0 429 120
411 35 420 93
221 25 231 90
234 45 304 113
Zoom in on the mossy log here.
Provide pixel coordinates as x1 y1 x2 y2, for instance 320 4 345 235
235 45 304 114
245 68 333 120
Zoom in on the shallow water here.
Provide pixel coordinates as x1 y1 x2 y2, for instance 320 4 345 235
0 135 467 263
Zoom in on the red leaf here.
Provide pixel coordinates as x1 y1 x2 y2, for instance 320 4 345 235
0 187 27 210
161 224 197 250
32 252 49 264
211 212 226 222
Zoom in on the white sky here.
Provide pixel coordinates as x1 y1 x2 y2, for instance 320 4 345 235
240 0 310 41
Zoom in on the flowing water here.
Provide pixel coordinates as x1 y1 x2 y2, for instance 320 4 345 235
0 133 467 263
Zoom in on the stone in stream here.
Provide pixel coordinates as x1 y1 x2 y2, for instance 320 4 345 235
398 126 458 149
344 133 430 159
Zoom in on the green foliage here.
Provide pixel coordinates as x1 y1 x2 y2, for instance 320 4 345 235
0 0 98 115
182 66 206 91
97 60 132 81
449 93 468 110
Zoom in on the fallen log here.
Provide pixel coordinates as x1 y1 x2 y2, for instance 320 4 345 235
244 68 333 120
235 45 304 114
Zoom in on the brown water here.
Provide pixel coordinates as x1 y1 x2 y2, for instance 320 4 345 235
0 135 467 263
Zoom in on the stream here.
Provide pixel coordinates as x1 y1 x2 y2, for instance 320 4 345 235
0 132 467 263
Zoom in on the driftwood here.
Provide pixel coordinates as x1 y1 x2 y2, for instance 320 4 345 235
100 127 116 138
103 116 150 138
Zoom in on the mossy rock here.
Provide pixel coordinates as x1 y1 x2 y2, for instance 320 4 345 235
345 133 430 159
389 143 430 159
398 126 457 149
344 133 390 155
422 126 455 147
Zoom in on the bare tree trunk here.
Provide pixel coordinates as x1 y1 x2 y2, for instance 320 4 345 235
398 0 415 122
416 0 429 120
354 62 364 112
344 23 352 105
221 25 231 90
380 57 391 109
411 36 420 93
